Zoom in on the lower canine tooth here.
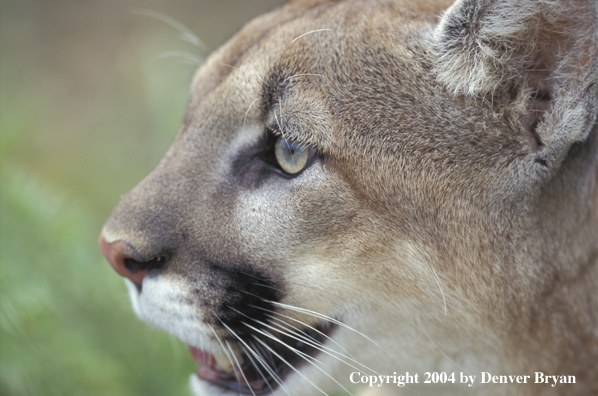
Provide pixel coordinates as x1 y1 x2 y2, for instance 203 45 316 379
213 350 243 371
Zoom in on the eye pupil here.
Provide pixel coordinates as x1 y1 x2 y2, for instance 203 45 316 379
274 137 312 175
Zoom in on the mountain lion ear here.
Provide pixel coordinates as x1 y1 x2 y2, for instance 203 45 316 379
433 0 598 166
433 0 597 97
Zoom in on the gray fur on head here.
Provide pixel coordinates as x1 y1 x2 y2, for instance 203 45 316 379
433 0 598 97
433 0 598 170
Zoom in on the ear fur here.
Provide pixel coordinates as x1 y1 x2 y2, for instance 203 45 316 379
433 0 598 96
433 0 598 167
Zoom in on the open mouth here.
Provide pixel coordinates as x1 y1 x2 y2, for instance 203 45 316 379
189 321 336 394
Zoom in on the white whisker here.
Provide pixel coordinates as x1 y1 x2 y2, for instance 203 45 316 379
226 341 257 396
217 319 290 396
273 111 288 141
248 345 292 396
227 306 323 361
206 323 237 377
132 8 208 50
252 335 341 396
240 344 276 394
243 98 260 129
262 319 361 371
244 44 266 72
283 73 323 84
263 313 383 377
272 302 392 358
220 63 264 83
250 305 355 360
154 50 203 66
227 307 328 365
254 340 276 368
235 270 340 296
237 285 302 308
289 29 333 45
429 265 448 316
277 98 293 147
243 322 323 366
243 322 354 395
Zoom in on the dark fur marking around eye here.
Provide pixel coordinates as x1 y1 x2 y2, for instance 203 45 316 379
230 131 277 189
231 128 318 189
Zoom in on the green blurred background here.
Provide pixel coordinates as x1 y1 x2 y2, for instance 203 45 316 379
0 1 285 395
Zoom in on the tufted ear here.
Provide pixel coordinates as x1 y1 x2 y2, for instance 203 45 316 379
434 0 598 166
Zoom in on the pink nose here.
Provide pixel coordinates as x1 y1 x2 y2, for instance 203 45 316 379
99 235 162 287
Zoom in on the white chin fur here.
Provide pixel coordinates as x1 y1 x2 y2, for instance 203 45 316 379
189 375 212 396
190 374 248 396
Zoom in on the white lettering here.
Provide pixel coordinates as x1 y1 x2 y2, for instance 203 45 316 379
460 372 476 387
481 372 492 383
535 371 545 384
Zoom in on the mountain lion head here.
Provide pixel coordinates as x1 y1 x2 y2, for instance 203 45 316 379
100 0 598 395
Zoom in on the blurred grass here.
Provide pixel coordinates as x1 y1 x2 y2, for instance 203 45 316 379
0 0 284 395
0 164 195 396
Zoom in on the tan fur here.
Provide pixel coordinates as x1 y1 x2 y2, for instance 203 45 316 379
100 0 598 395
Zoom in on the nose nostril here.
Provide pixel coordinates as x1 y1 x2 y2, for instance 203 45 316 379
123 256 166 274
99 234 168 287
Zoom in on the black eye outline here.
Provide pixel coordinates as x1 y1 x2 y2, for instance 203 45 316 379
257 128 318 178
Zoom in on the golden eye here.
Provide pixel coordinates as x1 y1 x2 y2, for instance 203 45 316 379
274 137 312 175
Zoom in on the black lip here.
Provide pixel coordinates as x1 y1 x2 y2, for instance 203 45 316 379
204 321 337 395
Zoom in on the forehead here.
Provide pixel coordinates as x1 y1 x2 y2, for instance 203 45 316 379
189 0 444 96
183 0 446 152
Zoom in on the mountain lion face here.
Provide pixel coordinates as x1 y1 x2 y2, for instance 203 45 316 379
100 0 598 395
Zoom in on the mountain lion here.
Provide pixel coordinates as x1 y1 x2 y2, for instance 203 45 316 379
99 0 598 395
